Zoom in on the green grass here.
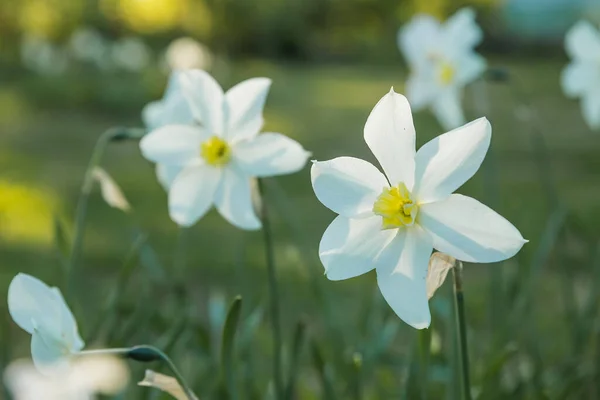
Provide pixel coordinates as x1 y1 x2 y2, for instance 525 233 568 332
1 58 599 398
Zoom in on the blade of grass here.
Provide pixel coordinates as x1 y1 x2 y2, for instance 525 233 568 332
221 296 243 400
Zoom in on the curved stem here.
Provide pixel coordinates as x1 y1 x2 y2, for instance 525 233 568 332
66 128 119 299
452 261 471 400
258 179 284 399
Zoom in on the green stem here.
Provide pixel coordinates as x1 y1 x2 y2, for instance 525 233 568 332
258 179 284 399
66 128 118 299
80 345 196 400
452 261 471 400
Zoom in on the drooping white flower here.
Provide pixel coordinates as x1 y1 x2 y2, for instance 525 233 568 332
311 89 526 329
8 273 84 372
398 8 486 130
92 167 131 212
142 70 195 190
140 70 310 229
4 356 129 400
139 369 199 400
561 20 600 130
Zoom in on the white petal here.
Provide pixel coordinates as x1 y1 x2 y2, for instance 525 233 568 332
405 76 437 110
50 288 84 353
224 78 272 141
431 88 465 131
581 91 600 130
364 89 416 188
140 125 204 166
179 70 224 133
233 133 310 177
456 53 486 85
156 164 182 191
319 215 396 281
419 194 527 263
143 71 195 130
311 157 389 218
561 62 600 98
142 100 164 130
31 329 70 374
442 8 483 54
565 21 600 62
398 15 440 67
375 226 433 329
214 166 261 230
168 163 221 227
8 274 63 337
413 117 491 203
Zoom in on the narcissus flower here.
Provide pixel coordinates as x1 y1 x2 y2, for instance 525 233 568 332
311 89 526 329
398 8 486 130
561 20 600 130
140 70 310 229
8 273 84 372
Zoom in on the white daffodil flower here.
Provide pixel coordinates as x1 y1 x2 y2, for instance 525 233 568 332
4 356 129 400
140 70 310 229
8 273 85 372
398 8 486 130
561 20 600 130
142 70 195 190
311 89 526 329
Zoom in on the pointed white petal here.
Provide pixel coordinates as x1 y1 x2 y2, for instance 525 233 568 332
142 100 164 130
234 133 310 177
364 89 416 188
31 329 69 374
398 15 440 67
224 78 272 141
92 167 130 212
419 194 527 263
376 226 433 329
442 8 483 54
156 164 182 191
179 70 225 133
140 125 205 166
50 288 84 353
168 163 221 227
561 62 599 98
413 117 491 203
214 166 261 230
143 71 195 130
581 91 600 130
456 53 486 85
311 157 389 218
431 88 465 131
319 215 396 281
8 274 63 337
565 21 600 62
406 76 437 110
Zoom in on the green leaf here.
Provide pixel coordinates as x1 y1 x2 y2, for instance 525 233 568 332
221 295 242 400
285 319 307 399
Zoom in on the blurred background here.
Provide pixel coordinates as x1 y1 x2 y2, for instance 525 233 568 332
1 0 600 398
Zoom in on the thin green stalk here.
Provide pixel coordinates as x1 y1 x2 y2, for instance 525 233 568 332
66 128 119 299
80 345 196 400
257 179 284 399
452 261 471 400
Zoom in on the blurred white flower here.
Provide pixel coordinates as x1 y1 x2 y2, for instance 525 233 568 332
311 89 526 329
111 37 151 72
139 369 198 400
21 35 68 76
92 167 131 212
164 37 213 71
398 8 486 130
8 273 84 372
68 27 110 70
140 70 310 229
561 20 600 130
4 356 129 400
142 71 195 190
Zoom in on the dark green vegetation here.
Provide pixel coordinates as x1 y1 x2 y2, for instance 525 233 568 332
0 58 599 398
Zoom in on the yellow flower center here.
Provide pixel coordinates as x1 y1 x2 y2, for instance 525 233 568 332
438 62 455 86
200 136 231 166
372 183 418 229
